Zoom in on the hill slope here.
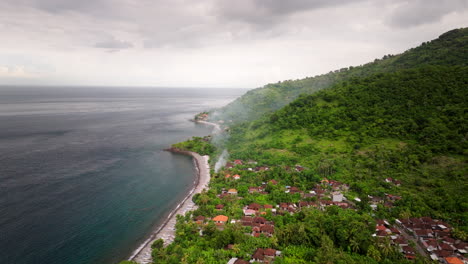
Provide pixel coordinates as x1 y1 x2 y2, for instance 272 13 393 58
227 66 468 229
214 27 468 123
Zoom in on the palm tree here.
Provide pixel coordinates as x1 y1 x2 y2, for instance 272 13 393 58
349 237 360 253
379 238 393 257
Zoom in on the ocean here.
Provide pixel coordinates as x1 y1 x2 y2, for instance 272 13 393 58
0 86 244 264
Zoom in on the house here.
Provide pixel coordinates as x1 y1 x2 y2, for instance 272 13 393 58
234 159 243 165
251 248 281 263
269 179 278 185
390 227 400 235
440 243 455 253
263 204 273 209
233 174 241 180
385 177 401 186
252 226 261 237
279 203 292 211
295 165 305 172
260 225 274 237
227 189 238 195
225 174 231 179
376 230 388 237
255 166 269 172
393 237 408 247
332 192 344 202
369 195 384 204
253 216 267 225
434 250 451 258
248 203 261 211
241 216 253 226
289 186 300 194
227 258 249 264
249 186 265 193
386 194 402 201
376 225 387 232
444 257 464 264
194 215 205 225
415 229 433 238
213 215 228 225
216 204 224 211
243 209 256 216
402 246 416 258
334 202 349 209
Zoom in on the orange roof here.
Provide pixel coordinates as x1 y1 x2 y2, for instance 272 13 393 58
228 188 237 193
213 215 228 222
233 174 240 178
376 225 386 231
225 174 231 178
445 257 463 264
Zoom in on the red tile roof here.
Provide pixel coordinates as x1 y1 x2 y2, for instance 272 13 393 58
445 257 464 264
213 215 228 222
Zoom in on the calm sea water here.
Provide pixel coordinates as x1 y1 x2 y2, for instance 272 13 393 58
0 86 244 264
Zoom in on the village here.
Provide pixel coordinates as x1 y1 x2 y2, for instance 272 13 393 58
185 158 467 264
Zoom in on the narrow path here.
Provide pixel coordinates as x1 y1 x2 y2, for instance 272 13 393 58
194 120 222 134
397 227 429 258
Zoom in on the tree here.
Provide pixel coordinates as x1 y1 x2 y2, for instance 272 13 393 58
315 235 336 264
366 245 382 262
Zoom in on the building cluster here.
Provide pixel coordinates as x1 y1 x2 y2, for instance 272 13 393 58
397 217 467 263
385 177 402 186
206 159 466 264
227 248 281 264
368 193 402 209
373 219 415 259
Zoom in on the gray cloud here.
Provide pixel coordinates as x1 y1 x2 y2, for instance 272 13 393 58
0 0 466 87
387 0 468 28
95 36 133 50
21 0 111 14
213 0 366 26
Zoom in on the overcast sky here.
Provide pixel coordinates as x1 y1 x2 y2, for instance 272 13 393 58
0 0 466 88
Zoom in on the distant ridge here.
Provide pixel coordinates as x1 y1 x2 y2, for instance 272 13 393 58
215 27 468 123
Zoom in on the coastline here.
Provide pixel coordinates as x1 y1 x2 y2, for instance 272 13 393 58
128 150 211 264
193 119 222 134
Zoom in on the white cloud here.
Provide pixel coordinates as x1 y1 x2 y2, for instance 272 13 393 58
0 65 40 78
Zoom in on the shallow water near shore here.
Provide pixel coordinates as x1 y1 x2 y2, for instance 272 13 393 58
0 86 244 264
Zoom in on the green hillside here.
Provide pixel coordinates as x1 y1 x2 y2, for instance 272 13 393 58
214 27 468 123
131 28 468 264
227 65 468 229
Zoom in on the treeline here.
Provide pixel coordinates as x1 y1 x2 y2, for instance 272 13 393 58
270 66 467 154
171 136 216 156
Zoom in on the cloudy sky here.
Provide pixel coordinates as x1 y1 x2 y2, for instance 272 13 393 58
0 0 466 88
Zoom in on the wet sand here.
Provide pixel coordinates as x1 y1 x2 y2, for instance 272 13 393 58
128 151 210 264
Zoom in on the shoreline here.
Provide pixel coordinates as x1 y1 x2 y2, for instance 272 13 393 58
128 149 211 264
192 119 222 134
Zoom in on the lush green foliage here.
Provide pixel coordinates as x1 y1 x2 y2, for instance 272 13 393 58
270 66 467 154
227 66 468 230
215 28 468 123
172 136 216 156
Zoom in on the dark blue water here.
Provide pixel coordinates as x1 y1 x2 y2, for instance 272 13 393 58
0 86 244 264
